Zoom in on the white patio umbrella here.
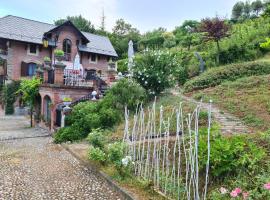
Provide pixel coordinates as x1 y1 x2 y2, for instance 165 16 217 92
128 40 134 77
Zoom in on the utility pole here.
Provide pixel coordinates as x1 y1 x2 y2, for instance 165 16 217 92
100 8 106 31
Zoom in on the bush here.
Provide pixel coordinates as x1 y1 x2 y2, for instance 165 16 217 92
108 142 127 169
133 50 179 95
184 61 270 92
101 78 146 112
88 147 106 164
198 134 266 177
2 81 20 114
87 129 107 149
117 58 128 73
54 125 85 143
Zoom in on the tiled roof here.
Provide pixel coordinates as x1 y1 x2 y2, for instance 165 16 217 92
0 15 118 57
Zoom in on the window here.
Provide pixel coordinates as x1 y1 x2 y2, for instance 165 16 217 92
28 63 37 76
21 62 37 77
63 39 71 54
27 44 39 56
90 53 97 63
63 39 72 61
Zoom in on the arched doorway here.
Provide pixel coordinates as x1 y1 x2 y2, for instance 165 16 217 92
43 95 52 125
35 94 41 122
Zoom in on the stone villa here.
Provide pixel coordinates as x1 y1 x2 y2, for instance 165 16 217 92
0 15 118 130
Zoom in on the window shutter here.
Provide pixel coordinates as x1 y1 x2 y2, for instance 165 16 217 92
21 62 28 77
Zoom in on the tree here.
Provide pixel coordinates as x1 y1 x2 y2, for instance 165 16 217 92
232 1 245 21
173 20 200 50
199 17 230 65
17 77 41 127
251 0 264 16
111 19 141 58
243 1 252 18
54 15 95 33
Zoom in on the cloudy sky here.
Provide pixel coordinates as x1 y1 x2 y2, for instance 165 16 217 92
0 0 239 33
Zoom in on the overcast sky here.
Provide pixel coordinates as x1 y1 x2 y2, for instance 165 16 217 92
0 0 240 33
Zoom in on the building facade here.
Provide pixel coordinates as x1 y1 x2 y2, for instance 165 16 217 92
0 15 118 131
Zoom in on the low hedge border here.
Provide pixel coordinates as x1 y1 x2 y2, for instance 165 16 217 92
184 61 270 92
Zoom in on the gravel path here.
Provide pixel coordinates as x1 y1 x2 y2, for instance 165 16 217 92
0 116 124 200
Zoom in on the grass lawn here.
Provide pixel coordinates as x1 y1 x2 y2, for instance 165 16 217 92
187 75 270 132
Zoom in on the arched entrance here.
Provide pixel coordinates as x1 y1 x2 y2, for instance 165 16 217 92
43 95 52 125
35 94 42 122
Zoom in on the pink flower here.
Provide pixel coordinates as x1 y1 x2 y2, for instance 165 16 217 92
234 188 242 194
264 183 270 190
230 188 242 198
230 190 239 198
219 187 228 194
243 192 249 200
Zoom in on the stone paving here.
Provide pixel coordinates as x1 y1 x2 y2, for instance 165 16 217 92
0 116 124 200
171 90 251 135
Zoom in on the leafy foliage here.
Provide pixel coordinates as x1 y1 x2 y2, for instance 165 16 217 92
88 147 106 164
54 15 95 33
54 79 146 143
199 134 266 177
133 50 179 95
87 129 107 149
2 81 20 115
102 78 146 111
184 61 270 91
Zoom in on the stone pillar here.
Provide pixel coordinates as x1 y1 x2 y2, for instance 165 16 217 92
54 63 66 85
43 70 49 83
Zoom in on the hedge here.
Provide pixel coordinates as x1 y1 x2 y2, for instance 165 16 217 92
183 61 270 92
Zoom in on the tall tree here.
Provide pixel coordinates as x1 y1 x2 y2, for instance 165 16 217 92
232 1 245 21
173 20 200 50
54 15 95 33
251 0 264 16
111 19 141 58
199 17 230 65
243 1 252 18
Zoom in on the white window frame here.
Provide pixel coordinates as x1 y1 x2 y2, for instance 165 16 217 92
27 44 39 56
89 53 98 64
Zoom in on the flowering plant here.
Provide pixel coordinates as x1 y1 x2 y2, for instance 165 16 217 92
133 50 179 96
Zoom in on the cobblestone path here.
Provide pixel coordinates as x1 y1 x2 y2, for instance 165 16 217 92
0 115 124 200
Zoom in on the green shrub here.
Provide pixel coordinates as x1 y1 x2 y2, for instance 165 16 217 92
133 50 179 95
108 142 127 169
198 134 266 177
54 49 64 57
87 129 106 149
88 147 106 164
184 61 270 92
117 58 128 73
54 125 85 143
102 78 146 111
2 81 20 114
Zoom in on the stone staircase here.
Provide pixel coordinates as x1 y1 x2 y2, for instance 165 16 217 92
172 90 251 135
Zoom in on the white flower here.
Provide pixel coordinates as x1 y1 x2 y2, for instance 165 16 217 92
220 187 228 195
145 81 148 85
122 156 132 167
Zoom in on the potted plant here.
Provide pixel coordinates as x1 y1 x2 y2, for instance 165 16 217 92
63 97 72 106
54 49 64 61
43 56 51 65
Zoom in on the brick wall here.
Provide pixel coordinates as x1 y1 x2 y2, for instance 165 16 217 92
8 41 51 80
